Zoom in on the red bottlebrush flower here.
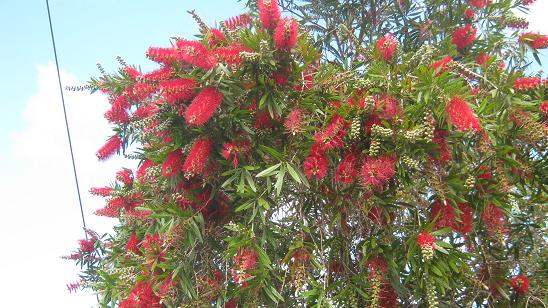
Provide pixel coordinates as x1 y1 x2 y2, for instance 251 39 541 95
511 275 530 295
221 139 251 168
160 78 197 101
363 113 382 135
175 40 217 70
272 71 289 86
116 168 134 186
146 46 179 64
304 149 329 179
360 155 396 189
445 97 482 132
513 77 543 90
335 151 358 184
433 56 453 74
96 135 122 161
540 101 548 114
481 203 507 237
375 95 400 119
314 114 348 150
367 256 388 280
136 160 155 182
379 283 398 308
157 277 175 299
119 281 162 308
104 97 130 124
294 73 314 91
142 234 165 264
452 24 477 50
223 14 252 31
182 138 212 177
464 8 475 22
94 206 119 218
522 0 535 5
367 206 394 225
132 104 157 119
209 28 226 46
456 203 474 235
214 43 252 66
274 17 299 50
520 32 548 49
185 87 224 127
126 232 140 255
232 248 258 287
254 110 277 129
284 108 305 135
417 231 435 248
257 0 281 30
468 0 491 8
507 18 529 30
162 149 183 177
126 83 157 101
123 67 141 81
431 201 456 230
432 129 452 163
141 66 173 82
89 187 112 197
78 239 95 253
476 52 491 66
377 34 397 61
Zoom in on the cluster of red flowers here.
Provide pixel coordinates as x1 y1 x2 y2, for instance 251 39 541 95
360 155 397 190
468 0 491 8
540 101 548 114
377 34 397 61
284 108 305 135
257 0 280 30
232 248 258 287
96 135 122 160
78 239 96 253
116 168 134 186
119 281 162 308
273 17 299 50
431 201 473 235
433 56 453 74
304 144 329 179
432 129 452 163
520 32 548 49
222 139 252 168
162 149 183 177
367 256 398 307
185 87 224 127
511 274 530 295
513 76 545 90
214 43 252 66
452 24 477 50
314 114 348 150
445 97 482 132
222 14 252 31
182 138 212 177
335 151 359 184
417 231 435 249
481 203 508 237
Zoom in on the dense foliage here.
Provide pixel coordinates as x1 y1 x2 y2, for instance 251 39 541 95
67 0 547 306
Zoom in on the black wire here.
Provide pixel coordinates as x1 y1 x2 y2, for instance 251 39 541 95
45 0 88 238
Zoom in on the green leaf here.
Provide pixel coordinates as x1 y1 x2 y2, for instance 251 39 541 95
258 197 270 210
286 163 302 184
275 164 286 196
256 163 282 177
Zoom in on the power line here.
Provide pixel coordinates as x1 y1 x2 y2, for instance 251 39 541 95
45 0 88 238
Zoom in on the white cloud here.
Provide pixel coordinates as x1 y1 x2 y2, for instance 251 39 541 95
523 0 548 33
0 63 133 307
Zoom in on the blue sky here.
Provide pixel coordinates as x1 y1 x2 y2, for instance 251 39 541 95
0 1 545 307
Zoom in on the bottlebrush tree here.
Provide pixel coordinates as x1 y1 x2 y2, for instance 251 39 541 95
67 0 547 307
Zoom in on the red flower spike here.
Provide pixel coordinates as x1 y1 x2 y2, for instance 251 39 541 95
209 28 226 46
540 101 548 114
335 151 358 184
452 24 477 50
433 56 453 74
214 43 252 66
123 67 141 81
146 47 179 64
257 0 281 30
274 17 299 50
520 32 548 49
432 129 452 163
464 9 475 22
417 232 435 248
476 52 491 66
360 155 396 190
431 201 456 230
119 281 162 308
513 77 543 91
116 169 134 186
182 138 212 177
136 160 155 182
375 95 400 119
223 14 252 31
89 187 112 197
78 239 95 253
232 248 258 287
304 149 329 179
126 232 140 255
284 108 305 135
481 203 507 237
511 275 530 295
185 87 224 127
96 135 122 161
141 66 173 82
314 114 348 150
445 97 482 132
456 203 474 235
367 256 388 279
468 0 491 8
377 34 397 61
126 83 157 101
523 0 535 5
175 40 217 70
162 149 183 177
